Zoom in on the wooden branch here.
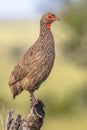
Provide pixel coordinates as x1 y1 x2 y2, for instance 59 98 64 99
5 100 45 130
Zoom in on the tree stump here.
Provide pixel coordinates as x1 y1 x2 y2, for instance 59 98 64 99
5 99 45 130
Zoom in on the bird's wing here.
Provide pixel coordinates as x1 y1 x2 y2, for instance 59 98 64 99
8 61 28 86
8 45 34 86
8 43 42 86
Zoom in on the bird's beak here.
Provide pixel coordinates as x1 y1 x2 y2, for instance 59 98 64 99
55 16 61 21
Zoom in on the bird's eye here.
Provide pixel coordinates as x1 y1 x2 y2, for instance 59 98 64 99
45 14 55 20
48 15 52 19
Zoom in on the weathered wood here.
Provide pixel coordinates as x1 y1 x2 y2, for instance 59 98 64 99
5 100 45 130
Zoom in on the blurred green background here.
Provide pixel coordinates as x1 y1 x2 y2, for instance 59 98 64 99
0 0 87 130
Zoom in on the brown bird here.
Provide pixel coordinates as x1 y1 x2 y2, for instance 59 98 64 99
8 12 60 103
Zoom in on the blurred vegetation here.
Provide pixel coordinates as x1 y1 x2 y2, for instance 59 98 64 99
0 0 87 130
62 0 87 66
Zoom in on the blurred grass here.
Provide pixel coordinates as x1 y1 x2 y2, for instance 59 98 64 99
43 113 87 130
0 21 87 130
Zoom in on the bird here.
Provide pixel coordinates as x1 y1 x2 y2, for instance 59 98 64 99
8 12 60 103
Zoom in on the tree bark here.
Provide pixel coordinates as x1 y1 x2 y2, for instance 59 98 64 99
5 99 45 130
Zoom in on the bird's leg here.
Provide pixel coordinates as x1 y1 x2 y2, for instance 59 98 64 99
30 91 37 105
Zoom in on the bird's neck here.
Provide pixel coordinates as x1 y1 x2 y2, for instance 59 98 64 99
37 21 54 49
40 22 52 36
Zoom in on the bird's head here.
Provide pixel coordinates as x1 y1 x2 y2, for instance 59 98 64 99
41 12 60 29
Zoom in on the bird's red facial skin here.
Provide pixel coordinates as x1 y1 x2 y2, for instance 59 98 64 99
46 23 51 29
45 14 57 29
45 14 56 21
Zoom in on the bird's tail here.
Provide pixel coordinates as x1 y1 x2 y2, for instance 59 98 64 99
10 82 23 99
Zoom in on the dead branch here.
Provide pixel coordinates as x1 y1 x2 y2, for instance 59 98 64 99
5 100 45 130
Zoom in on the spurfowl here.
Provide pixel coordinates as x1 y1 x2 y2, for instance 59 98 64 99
8 12 60 102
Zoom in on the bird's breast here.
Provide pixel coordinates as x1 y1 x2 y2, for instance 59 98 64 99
40 36 55 77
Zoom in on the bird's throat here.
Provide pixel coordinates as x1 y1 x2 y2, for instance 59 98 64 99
46 23 51 29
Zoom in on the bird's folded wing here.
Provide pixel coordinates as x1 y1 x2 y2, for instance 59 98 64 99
8 63 28 86
8 44 44 87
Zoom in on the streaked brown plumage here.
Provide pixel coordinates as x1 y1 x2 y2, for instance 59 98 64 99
8 12 60 101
